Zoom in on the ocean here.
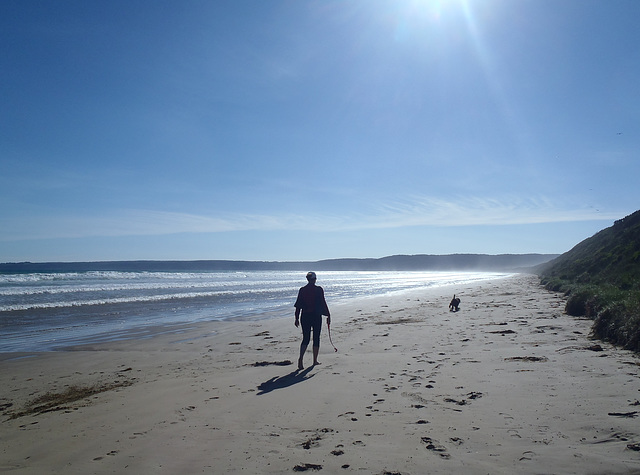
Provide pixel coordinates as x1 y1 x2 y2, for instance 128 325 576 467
0 269 508 352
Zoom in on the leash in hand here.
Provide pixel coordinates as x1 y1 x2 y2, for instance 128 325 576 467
327 321 338 352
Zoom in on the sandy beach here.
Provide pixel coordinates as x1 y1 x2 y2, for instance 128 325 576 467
1 274 639 474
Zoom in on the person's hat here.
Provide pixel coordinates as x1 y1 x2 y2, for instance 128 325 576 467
306 271 317 280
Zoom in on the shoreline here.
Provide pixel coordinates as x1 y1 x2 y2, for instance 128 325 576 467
0 270 511 354
1 274 639 474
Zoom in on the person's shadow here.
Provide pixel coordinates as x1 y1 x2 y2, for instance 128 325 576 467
257 367 315 395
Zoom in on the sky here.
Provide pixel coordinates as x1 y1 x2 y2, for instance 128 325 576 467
1 0 639 263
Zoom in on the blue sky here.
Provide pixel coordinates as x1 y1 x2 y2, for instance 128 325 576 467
1 0 638 262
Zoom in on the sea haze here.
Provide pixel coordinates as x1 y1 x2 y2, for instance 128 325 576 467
0 268 510 353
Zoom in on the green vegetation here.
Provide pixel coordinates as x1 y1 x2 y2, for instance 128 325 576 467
538 210 640 352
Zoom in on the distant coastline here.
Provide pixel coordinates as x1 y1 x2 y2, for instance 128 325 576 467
0 253 558 273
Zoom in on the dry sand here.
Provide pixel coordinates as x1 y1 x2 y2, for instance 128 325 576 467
1 274 639 474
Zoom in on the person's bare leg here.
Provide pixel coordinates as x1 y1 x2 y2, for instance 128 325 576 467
312 346 320 366
298 343 307 370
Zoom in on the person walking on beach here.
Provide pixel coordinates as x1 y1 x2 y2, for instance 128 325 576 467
294 272 330 370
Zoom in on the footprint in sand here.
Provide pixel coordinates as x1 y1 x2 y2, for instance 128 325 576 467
293 463 322 472
520 450 536 461
401 392 431 406
331 446 345 456
301 436 320 450
508 429 522 439
421 437 450 459
300 428 335 450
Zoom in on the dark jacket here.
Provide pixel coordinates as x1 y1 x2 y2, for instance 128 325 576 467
294 283 330 317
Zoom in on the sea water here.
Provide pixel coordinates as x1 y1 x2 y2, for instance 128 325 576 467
0 269 508 352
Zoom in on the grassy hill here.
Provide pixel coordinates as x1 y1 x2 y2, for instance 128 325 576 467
537 210 640 352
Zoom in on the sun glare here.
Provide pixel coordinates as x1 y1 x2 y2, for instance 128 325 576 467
407 0 465 20
390 0 470 46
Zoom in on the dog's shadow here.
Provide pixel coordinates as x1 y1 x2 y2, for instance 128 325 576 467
257 367 315 395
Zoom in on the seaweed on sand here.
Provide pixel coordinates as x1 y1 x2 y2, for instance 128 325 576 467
7 381 134 419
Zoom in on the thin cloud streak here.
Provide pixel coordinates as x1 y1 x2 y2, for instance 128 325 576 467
1 196 621 242
367 196 620 229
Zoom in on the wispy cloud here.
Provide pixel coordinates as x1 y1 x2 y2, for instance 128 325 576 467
1 195 622 242
361 195 621 229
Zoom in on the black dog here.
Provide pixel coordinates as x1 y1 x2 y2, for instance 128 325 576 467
449 295 460 312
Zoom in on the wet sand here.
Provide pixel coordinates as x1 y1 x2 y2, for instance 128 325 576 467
1 274 639 474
